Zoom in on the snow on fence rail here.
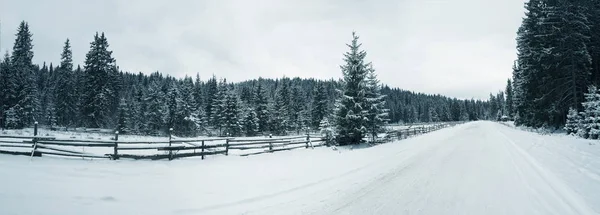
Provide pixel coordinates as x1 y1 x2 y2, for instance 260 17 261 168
0 123 327 160
0 122 462 161
383 121 464 142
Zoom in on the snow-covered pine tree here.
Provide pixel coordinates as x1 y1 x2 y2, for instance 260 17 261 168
144 81 164 135
221 85 241 136
193 73 204 113
212 79 227 135
289 85 304 133
505 79 514 118
581 86 600 139
311 82 329 129
565 107 581 135
45 99 57 130
9 21 39 128
205 76 218 126
364 64 388 143
116 98 130 134
319 118 335 147
164 85 179 132
334 32 369 145
0 52 10 128
254 81 270 133
177 77 197 136
54 39 77 127
242 107 259 137
272 78 291 135
82 32 119 128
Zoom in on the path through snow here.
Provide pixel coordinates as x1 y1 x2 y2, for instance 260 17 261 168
1 121 599 215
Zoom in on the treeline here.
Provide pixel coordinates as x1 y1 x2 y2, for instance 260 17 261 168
513 0 600 128
0 21 491 137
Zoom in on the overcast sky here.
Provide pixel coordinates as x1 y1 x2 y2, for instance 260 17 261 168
0 0 526 100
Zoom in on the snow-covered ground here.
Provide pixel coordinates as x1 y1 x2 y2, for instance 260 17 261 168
1 121 599 215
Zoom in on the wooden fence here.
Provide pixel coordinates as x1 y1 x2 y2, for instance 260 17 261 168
383 121 464 142
0 122 462 161
0 123 327 160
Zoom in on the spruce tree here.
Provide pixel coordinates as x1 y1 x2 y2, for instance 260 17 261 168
334 32 369 145
565 107 581 135
254 81 270 133
222 86 241 136
82 32 119 128
272 78 291 135
505 79 514 118
205 76 218 126
242 107 259 137
116 98 130 133
364 64 388 143
581 86 600 139
9 21 38 128
319 118 335 146
0 52 10 128
211 79 227 134
55 39 76 127
311 82 329 129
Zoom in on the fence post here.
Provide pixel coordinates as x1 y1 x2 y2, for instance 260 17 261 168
269 134 273 151
306 133 310 149
225 138 229 156
201 140 205 160
30 121 38 158
113 131 119 160
168 128 173 161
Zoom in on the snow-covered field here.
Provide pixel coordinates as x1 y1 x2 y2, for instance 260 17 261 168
1 121 599 215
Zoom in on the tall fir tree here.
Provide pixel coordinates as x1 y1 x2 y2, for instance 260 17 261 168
211 79 227 135
0 52 10 128
254 81 270 133
335 32 369 145
364 64 388 143
580 86 600 139
311 82 329 129
505 79 514 118
82 32 120 128
221 85 241 136
54 39 77 127
8 21 39 128
242 107 259 137
272 78 291 135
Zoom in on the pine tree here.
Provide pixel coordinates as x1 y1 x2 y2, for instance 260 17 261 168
319 118 335 146
211 79 227 134
221 86 241 136
82 32 119 128
581 86 600 139
55 39 76 127
565 107 581 135
272 78 291 135
144 81 164 135
311 82 329 129
205 76 218 126
505 79 514 118
254 81 270 133
8 21 39 128
0 52 10 128
334 32 369 145
364 64 388 143
116 98 130 133
242 107 259 137
289 85 304 134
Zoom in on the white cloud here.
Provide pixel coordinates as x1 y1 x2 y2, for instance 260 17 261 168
0 0 526 99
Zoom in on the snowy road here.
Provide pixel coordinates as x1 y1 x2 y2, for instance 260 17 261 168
1 121 599 215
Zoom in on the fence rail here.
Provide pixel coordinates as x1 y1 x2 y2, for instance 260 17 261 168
0 121 463 161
